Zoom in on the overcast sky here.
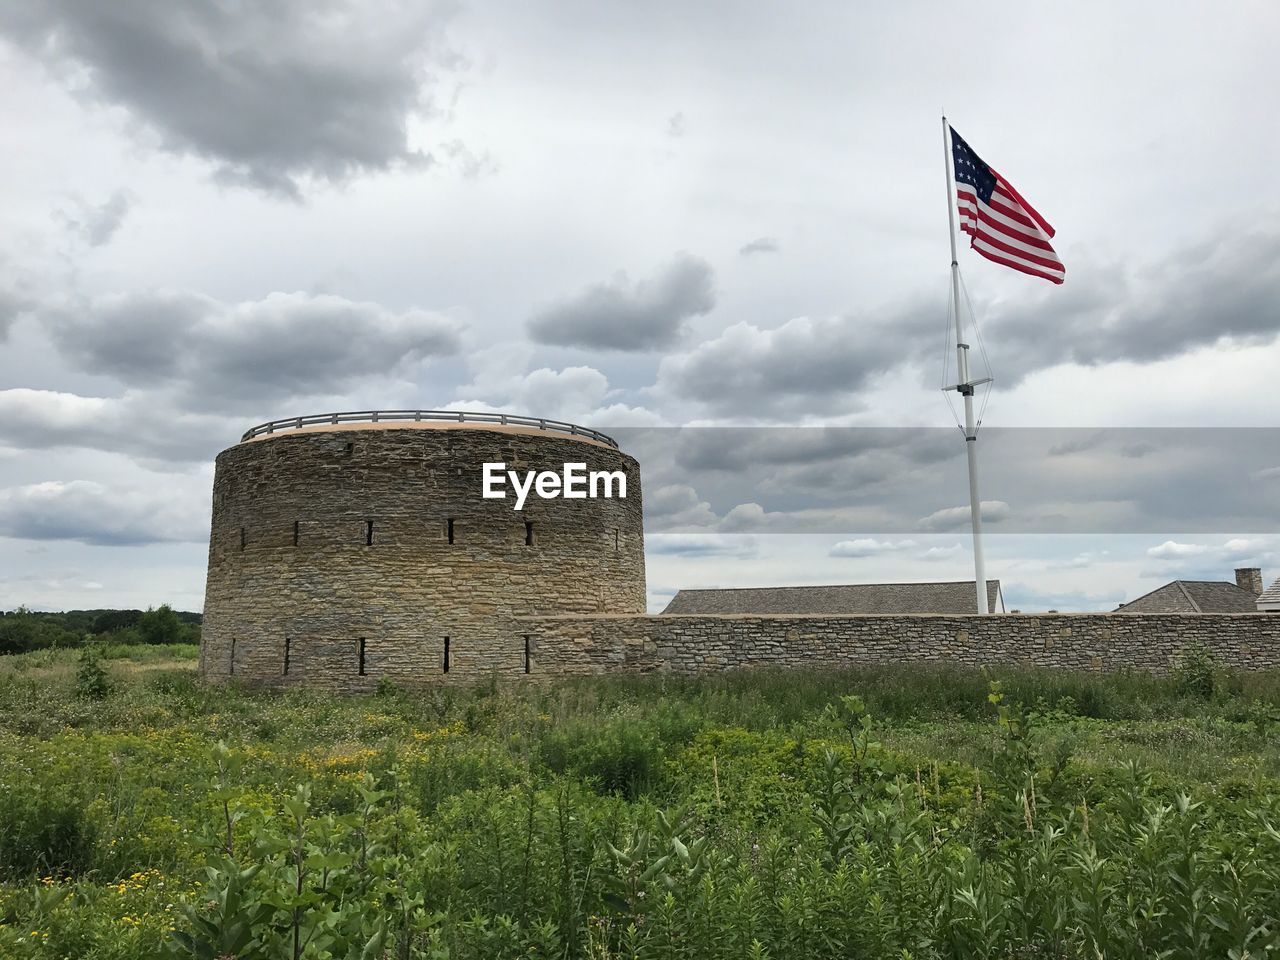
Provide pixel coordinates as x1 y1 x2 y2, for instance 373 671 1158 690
1 1 1278 614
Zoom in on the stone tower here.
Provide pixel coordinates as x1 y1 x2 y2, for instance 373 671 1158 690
200 412 645 691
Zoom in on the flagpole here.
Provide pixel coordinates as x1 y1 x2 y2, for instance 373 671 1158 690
942 114 990 615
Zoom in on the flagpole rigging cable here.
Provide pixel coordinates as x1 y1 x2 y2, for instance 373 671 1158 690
942 115 990 615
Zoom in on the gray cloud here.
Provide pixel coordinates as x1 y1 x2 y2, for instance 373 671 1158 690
615 427 1280 535
653 306 936 417
527 253 715 351
46 289 463 412
0 287 33 341
0 479 205 545
984 231 1280 379
643 483 718 529
647 533 757 558
0 388 236 462
666 112 686 138
0 1 460 198
674 427 955 474
1048 432 1105 457
917 500 1010 532
666 427 958 506
655 230 1280 420
738 237 780 256
62 190 132 246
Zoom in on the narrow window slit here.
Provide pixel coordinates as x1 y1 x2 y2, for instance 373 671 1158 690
523 635 531 674
283 637 291 675
293 520 300 546
239 526 246 551
525 520 534 546
447 518 455 544
443 636 450 673
358 638 367 676
614 528 620 552
365 519 374 546
230 638 236 675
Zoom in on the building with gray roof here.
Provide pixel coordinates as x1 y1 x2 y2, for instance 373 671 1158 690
1257 576 1280 613
1116 567 1266 614
662 580 1004 616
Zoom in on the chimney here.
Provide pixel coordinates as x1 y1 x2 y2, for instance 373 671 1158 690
1236 567 1264 595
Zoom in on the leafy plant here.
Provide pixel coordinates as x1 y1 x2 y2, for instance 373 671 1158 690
75 647 111 699
1174 642 1218 700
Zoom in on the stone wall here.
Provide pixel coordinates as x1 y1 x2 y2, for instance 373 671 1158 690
520 612 1280 677
200 423 646 691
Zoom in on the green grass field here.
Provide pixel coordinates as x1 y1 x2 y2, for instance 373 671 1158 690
2 645 1279 958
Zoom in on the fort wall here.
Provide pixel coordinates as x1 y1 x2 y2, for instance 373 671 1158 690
521 611 1280 678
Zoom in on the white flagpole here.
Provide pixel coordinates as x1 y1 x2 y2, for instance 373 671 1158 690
942 115 990 615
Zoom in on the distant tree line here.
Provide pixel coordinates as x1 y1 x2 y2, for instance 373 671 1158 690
0 605 202 655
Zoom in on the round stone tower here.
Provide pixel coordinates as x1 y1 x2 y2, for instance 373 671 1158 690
200 411 645 691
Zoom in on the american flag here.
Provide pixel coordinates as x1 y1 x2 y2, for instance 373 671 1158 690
950 126 1064 284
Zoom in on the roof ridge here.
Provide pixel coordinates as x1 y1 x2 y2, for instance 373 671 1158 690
676 579 998 593
1173 580 1202 613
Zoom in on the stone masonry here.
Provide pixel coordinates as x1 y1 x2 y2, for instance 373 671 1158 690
200 421 646 692
521 612 1280 676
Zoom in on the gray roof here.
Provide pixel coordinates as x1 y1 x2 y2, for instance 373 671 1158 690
1258 577 1280 606
1116 580 1261 614
661 580 1003 616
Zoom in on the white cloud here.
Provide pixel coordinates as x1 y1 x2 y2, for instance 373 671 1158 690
1146 540 1209 559
447 345 664 428
645 484 718 529
919 544 964 562
1223 537 1266 556
829 537 917 558
1137 537 1277 581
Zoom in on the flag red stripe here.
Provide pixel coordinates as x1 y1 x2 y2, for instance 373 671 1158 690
957 198 1056 250
957 184 1044 236
961 223 1064 272
966 231 1065 281
962 226 1065 278
959 214 1062 264
970 243 1064 283
993 171 1055 238
987 192 1043 232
